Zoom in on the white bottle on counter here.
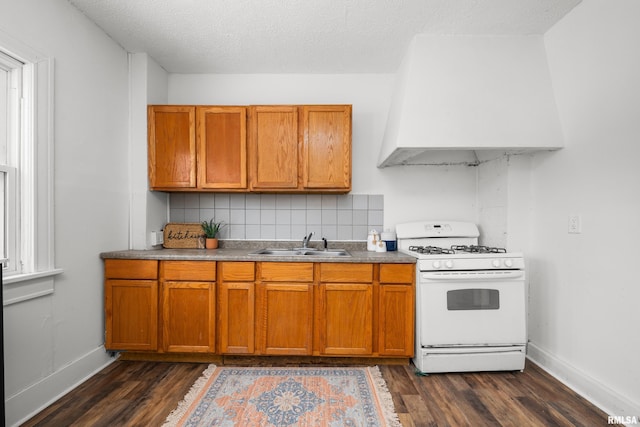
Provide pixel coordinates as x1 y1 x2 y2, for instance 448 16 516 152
376 240 387 252
367 229 379 251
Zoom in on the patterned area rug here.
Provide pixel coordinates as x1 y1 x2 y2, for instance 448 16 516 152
163 365 401 427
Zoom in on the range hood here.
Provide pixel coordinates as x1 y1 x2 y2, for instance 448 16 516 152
378 35 564 167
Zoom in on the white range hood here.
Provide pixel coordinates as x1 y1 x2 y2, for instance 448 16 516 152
378 35 564 167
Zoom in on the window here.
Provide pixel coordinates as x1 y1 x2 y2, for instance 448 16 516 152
1 50 22 274
1 34 59 300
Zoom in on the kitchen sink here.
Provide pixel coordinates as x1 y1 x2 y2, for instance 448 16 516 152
250 248 350 257
302 250 350 257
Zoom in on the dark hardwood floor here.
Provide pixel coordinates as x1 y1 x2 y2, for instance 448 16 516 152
22 359 607 426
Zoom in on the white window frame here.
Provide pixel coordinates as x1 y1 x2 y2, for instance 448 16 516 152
1 165 18 270
1 50 23 274
1 31 61 304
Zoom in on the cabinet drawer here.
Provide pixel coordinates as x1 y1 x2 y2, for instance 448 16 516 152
260 262 313 282
379 264 415 284
161 261 216 281
221 262 255 281
320 263 373 283
104 259 158 280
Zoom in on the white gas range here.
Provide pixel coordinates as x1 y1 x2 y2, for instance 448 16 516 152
396 221 527 374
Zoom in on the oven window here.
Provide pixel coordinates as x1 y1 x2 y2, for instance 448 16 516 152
447 289 499 310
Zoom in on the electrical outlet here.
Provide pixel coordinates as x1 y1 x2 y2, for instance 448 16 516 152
150 231 164 246
568 215 581 234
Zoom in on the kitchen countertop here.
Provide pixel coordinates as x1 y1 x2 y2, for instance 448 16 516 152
100 240 415 264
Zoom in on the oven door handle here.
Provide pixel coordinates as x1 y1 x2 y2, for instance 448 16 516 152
421 270 524 281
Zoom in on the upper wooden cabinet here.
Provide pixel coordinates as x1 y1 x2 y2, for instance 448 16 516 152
197 106 247 189
148 104 351 193
248 106 299 190
249 105 352 192
148 106 196 189
301 105 351 190
148 105 247 191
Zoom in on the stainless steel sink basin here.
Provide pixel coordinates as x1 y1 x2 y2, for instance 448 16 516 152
302 250 350 257
250 248 350 257
251 249 306 256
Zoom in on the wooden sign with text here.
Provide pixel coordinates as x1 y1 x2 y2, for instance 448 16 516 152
163 223 203 248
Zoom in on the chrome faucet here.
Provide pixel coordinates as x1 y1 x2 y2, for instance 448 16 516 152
302 232 314 248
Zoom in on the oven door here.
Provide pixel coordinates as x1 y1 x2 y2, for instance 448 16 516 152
418 270 526 347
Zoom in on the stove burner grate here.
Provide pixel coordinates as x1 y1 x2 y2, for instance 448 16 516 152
451 245 507 254
407 245 508 255
408 245 454 254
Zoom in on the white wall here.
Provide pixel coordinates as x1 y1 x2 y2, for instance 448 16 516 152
145 56 171 244
168 74 478 229
1 0 130 425
9 0 637 423
477 154 535 252
129 53 169 250
524 0 640 417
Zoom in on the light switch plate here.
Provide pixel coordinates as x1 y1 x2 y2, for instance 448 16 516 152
568 215 581 234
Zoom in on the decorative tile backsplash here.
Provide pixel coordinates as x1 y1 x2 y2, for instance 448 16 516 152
168 193 384 241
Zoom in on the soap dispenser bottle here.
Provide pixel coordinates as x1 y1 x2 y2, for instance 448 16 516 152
367 229 379 252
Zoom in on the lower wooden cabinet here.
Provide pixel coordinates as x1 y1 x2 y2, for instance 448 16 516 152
318 283 373 355
104 259 414 359
257 263 314 355
378 264 415 357
105 259 159 351
379 284 413 356
317 263 374 355
160 261 216 353
217 262 255 354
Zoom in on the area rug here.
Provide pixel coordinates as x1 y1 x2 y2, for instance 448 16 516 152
163 365 401 427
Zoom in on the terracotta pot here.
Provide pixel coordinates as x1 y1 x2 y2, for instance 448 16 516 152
205 238 219 249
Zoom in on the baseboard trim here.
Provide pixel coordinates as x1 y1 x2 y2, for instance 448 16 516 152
527 342 640 420
6 346 116 427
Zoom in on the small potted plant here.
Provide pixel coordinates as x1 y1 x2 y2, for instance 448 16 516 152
201 219 225 249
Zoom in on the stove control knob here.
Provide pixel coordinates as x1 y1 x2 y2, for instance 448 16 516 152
492 259 501 268
445 260 454 269
504 259 513 268
432 260 442 269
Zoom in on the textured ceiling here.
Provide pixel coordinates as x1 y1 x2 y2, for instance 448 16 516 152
68 0 581 74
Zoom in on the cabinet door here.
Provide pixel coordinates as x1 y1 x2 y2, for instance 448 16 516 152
318 283 373 355
379 284 414 356
197 106 247 189
148 105 196 189
249 106 299 189
218 281 255 354
301 105 351 190
379 264 414 356
257 283 314 355
162 281 216 353
105 279 158 351
218 262 255 354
